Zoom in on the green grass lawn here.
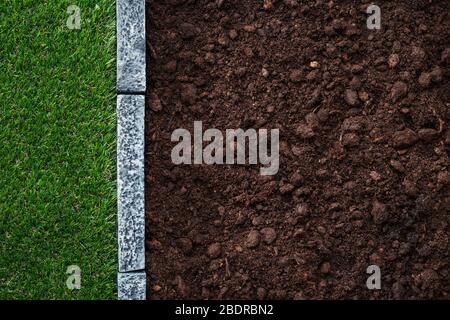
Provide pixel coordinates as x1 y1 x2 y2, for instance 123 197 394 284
0 0 116 299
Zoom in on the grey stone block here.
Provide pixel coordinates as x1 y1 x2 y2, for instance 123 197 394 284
117 0 146 93
117 95 145 272
118 272 146 300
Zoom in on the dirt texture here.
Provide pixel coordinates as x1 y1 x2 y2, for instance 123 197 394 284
145 0 449 300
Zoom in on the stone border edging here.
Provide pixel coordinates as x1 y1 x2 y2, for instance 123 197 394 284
116 0 146 300
117 272 146 300
117 0 146 93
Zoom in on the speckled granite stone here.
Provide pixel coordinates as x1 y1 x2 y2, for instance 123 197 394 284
117 0 146 93
117 272 146 300
117 95 145 272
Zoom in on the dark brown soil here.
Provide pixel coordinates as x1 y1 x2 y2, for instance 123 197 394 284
145 0 449 299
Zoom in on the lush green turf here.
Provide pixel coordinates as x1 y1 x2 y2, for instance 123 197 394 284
0 0 116 299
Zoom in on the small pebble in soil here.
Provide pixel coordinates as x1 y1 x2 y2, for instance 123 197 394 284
277 256 290 266
194 57 205 68
294 228 304 237
369 171 381 181
374 57 385 67
146 239 161 250
343 116 365 132
216 0 225 8
243 24 256 33
235 66 247 78
310 61 320 68
207 243 222 259
260 227 277 244
217 35 229 47
229 29 238 40
400 107 410 114
317 109 329 122
244 47 254 57
390 81 408 102
252 216 264 226
163 60 177 73
305 112 319 129
209 259 222 271
442 48 450 63
320 262 331 274
351 64 364 74
256 287 266 299
289 171 304 186
204 52 215 64
418 128 439 142
263 0 273 10
445 131 450 145
287 216 298 226
344 89 359 106
392 282 404 299
418 72 432 87
179 23 197 39
306 87 322 107
245 230 261 248
392 128 418 149
279 183 294 194
289 69 303 83
149 92 162 112
402 179 418 198
152 284 162 292
261 68 269 78
317 226 327 234
358 91 370 102
296 123 315 139
328 203 342 212
415 269 439 289
429 66 443 82
296 203 310 217
180 83 197 105
283 0 299 8
293 292 305 300
343 133 360 147
306 70 320 81
371 200 388 224
410 46 426 68
324 25 335 36
388 53 400 68
437 171 450 189
390 160 405 173
349 76 361 89
175 276 190 297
